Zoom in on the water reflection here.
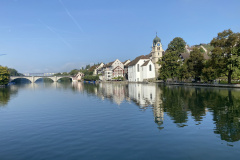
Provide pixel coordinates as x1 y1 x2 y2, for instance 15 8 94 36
72 82 240 142
2 82 240 143
0 86 18 107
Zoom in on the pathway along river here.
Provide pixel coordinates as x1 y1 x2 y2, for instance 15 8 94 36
0 82 240 159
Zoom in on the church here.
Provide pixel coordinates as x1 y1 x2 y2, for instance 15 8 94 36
127 34 164 82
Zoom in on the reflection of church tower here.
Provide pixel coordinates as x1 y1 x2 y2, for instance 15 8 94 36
151 33 164 78
153 84 164 127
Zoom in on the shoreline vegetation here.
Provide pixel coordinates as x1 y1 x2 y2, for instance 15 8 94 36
1 29 240 88
158 29 240 84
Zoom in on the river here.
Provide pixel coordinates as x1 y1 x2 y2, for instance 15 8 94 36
0 82 240 159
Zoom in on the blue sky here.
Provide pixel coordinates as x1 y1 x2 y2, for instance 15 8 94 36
0 0 240 73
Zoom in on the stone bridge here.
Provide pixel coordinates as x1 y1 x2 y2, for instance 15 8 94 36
10 76 73 83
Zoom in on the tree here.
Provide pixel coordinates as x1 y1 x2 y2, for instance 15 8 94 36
69 69 79 76
158 51 181 81
210 29 240 84
0 66 10 85
186 47 204 81
166 37 186 54
201 60 218 83
158 37 187 81
8 68 23 76
178 63 190 81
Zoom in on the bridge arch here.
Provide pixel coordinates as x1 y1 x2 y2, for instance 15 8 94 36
34 77 55 83
56 77 73 82
10 76 73 83
10 77 33 83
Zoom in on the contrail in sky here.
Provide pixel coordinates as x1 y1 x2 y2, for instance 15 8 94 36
39 20 72 49
59 0 84 33
0 54 7 56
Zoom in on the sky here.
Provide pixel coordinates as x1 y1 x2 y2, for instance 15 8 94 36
0 0 240 73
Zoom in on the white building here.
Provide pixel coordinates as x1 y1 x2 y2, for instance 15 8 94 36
102 59 124 81
93 62 104 75
72 72 84 82
128 55 155 82
127 34 164 82
141 60 155 81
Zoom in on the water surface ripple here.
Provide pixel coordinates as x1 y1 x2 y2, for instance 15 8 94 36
0 82 240 160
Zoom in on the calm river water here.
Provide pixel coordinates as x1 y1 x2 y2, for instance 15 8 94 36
0 82 240 160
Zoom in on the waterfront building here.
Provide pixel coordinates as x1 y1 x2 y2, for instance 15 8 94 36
127 35 164 82
128 55 155 82
147 34 165 78
122 60 131 80
93 62 104 75
102 59 124 81
72 72 84 82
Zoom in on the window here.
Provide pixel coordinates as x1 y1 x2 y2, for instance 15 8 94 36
149 64 152 71
137 64 139 72
157 47 160 50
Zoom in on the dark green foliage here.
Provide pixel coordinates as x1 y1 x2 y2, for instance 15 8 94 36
158 51 181 81
83 75 99 81
0 66 10 85
69 69 79 76
166 37 186 54
186 47 204 81
199 47 205 53
178 63 190 81
210 29 240 84
8 68 23 76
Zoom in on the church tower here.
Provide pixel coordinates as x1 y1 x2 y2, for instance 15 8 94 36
151 33 164 78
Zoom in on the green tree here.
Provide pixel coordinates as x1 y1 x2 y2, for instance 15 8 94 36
186 47 204 81
0 66 10 85
166 37 186 54
158 51 181 81
210 29 240 84
69 69 79 76
201 60 218 82
179 63 190 81
8 68 23 76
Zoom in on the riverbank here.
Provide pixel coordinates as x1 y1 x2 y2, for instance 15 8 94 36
156 81 240 88
101 81 128 84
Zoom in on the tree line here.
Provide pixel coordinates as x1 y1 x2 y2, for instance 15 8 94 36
0 66 24 85
158 29 240 84
54 63 100 81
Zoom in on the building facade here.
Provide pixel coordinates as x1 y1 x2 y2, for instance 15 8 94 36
102 59 124 81
128 55 155 82
149 35 164 78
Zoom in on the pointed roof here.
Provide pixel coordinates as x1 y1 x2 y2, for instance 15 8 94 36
128 55 149 66
141 60 150 67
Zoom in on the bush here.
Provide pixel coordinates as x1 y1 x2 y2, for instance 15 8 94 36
112 76 124 81
83 75 99 81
